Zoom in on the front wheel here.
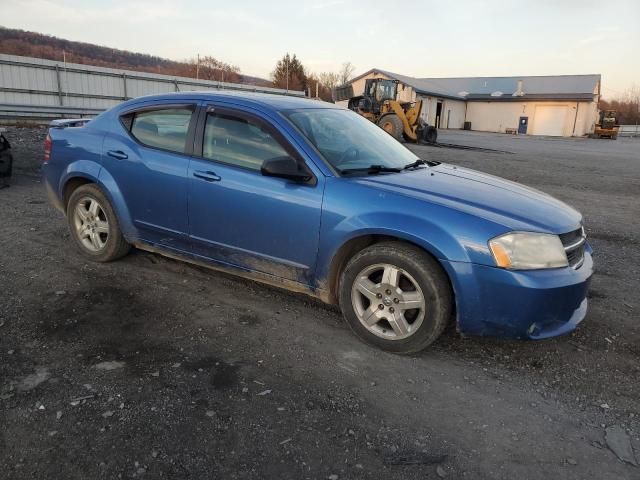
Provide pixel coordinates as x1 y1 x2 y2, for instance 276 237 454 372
339 242 453 354
377 114 404 142
67 184 130 262
423 125 438 144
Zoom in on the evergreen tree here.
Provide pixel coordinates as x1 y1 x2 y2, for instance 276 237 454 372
271 53 307 92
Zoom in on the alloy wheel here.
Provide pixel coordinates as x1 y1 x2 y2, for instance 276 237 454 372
351 263 426 340
73 196 109 252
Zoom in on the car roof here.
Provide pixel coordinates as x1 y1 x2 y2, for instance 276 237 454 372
121 91 340 112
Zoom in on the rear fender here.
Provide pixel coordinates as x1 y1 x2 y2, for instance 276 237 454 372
58 162 136 240
58 160 102 201
95 167 136 240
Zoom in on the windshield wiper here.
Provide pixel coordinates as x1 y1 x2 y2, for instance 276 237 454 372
403 158 441 170
340 165 403 175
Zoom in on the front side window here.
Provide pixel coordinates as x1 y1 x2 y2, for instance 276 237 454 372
126 107 194 154
203 113 291 171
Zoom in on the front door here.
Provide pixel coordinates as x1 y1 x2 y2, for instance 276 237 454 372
101 103 197 250
518 116 529 134
187 105 324 284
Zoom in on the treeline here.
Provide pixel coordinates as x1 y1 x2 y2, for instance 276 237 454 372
600 86 640 124
271 53 355 102
0 28 358 98
0 27 269 87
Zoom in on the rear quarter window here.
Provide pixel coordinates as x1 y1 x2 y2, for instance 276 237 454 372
121 107 194 154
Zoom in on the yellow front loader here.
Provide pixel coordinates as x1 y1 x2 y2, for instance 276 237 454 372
336 78 437 144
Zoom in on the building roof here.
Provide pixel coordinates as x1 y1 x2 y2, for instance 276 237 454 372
352 68 601 101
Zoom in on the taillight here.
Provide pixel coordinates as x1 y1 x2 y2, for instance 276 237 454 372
44 134 52 162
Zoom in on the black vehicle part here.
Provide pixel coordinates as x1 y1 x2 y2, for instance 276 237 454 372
422 125 438 144
0 132 12 187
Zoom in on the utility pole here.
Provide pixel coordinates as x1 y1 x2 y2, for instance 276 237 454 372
196 54 200 80
285 53 289 93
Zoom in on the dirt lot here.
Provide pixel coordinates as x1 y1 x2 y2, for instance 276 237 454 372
1 127 639 479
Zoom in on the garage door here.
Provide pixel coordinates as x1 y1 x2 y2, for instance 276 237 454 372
532 106 568 136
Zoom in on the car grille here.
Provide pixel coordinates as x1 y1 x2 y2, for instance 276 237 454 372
559 227 586 269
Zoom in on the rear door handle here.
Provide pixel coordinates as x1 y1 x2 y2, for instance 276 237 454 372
193 170 221 182
107 150 128 160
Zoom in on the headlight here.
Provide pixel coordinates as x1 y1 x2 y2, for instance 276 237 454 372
489 232 568 270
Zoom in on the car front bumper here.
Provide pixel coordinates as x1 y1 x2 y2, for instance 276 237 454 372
442 246 594 339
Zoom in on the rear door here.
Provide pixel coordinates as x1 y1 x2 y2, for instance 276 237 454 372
102 102 197 251
187 104 324 284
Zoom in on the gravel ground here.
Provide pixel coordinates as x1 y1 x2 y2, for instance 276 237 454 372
0 127 639 479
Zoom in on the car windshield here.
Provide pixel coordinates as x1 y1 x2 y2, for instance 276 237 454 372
284 108 419 174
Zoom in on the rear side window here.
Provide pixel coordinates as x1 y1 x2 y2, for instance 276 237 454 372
203 113 291 171
122 107 194 154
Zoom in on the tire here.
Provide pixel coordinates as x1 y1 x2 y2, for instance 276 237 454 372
338 242 453 354
66 184 130 262
423 126 438 144
377 114 404 142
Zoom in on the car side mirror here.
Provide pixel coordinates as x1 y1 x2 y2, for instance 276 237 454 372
261 156 311 182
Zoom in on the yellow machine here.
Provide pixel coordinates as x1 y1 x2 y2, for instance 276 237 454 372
592 110 619 139
335 79 437 143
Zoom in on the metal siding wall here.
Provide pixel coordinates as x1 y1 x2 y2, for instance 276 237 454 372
0 54 305 118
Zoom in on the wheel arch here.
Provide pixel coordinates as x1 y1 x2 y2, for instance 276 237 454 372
60 167 136 240
324 232 457 308
62 177 93 211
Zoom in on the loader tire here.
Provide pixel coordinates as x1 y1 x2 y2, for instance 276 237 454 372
378 114 403 142
423 126 438 144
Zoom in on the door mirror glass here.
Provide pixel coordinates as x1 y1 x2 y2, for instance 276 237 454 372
261 156 311 182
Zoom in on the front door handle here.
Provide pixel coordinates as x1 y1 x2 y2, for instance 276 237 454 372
107 150 128 160
193 170 221 182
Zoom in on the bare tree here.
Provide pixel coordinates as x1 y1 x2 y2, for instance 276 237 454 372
600 84 640 124
339 62 356 85
318 71 340 90
189 55 240 82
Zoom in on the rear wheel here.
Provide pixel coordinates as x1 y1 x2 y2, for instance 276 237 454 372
338 242 453 354
377 114 403 142
67 184 130 262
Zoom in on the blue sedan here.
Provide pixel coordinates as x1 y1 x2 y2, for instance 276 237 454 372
42 92 593 353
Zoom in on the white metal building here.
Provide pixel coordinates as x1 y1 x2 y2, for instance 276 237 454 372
339 68 601 137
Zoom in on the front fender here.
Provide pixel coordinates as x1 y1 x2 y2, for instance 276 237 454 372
315 177 508 296
315 209 473 286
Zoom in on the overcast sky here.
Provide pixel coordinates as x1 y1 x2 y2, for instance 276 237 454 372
2 0 638 97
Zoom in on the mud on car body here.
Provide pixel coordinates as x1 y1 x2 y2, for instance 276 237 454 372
42 92 593 353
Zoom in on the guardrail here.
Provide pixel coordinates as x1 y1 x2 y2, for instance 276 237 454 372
618 124 640 137
0 103 103 121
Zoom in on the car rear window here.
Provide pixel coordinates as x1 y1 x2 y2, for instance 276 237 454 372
126 107 194 154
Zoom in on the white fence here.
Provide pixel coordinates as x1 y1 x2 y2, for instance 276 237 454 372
618 124 640 137
0 54 304 120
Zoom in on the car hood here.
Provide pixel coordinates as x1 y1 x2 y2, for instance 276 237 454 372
354 163 582 233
